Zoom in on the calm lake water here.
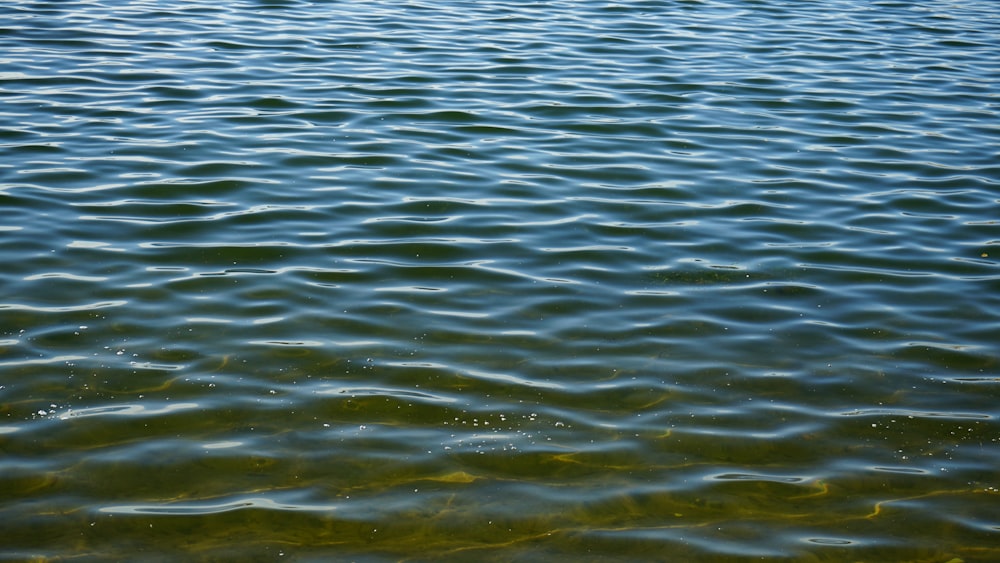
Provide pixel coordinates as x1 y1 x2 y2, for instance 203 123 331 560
2 0 999 560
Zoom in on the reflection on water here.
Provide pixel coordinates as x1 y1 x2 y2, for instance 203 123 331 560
1 0 999 560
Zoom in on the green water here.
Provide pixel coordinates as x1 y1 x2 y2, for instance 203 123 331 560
1 0 998 560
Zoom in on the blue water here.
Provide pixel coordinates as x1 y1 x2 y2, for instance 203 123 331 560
2 0 999 560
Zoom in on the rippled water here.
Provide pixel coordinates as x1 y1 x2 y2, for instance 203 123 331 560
2 0 999 560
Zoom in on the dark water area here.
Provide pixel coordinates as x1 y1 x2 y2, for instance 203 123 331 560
2 0 999 560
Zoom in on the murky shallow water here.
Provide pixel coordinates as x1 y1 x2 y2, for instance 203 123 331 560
2 0 999 560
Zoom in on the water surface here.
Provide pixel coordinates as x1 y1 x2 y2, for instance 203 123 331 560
1 0 999 560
